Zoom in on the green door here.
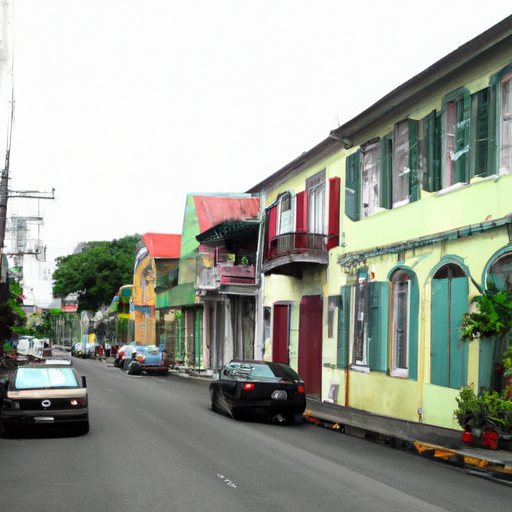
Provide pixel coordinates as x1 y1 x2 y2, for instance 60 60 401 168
431 277 469 388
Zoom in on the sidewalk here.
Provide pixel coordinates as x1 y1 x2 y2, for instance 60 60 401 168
304 398 512 483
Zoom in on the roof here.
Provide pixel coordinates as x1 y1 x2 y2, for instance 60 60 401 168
142 233 181 258
193 196 260 233
247 14 512 195
330 14 512 141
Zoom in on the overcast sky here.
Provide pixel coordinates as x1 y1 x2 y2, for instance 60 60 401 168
6 1 512 262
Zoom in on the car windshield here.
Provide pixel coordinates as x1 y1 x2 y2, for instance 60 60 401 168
14 367 80 390
224 362 302 382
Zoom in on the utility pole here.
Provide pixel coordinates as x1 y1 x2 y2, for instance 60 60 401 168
0 0 14 281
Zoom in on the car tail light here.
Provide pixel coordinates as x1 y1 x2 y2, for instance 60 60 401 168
297 385 305 393
242 383 255 390
70 398 87 407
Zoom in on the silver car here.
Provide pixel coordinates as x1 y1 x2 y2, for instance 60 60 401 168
0 362 89 437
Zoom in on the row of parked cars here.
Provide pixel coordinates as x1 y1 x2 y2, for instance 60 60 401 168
113 344 170 375
71 342 110 358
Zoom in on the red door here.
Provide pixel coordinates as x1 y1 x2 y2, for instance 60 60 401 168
272 304 290 364
298 295 323 398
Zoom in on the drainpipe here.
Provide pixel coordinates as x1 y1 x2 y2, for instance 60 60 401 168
344 368 350 407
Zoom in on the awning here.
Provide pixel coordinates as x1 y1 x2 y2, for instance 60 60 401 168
196 220 260 245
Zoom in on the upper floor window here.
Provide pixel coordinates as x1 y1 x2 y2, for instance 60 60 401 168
306 170 326 234
500 74 512 175
441 89 470 187
361 141 380 218
277 191 294 235
393 119 419 207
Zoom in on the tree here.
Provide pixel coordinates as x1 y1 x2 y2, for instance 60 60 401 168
0 280 26 341
52 235 140 312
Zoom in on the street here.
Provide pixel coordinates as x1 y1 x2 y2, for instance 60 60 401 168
1 355 512 512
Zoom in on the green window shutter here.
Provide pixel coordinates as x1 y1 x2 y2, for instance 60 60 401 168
431 279 449 387
380 134 392 209
450 277 469 389
345 150 361 221
422 110 437 192
408 119 420 202
475 89 490 177
367 281 389 373
337 286 352 369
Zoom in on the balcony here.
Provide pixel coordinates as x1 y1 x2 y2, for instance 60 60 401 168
196 260 256 292
263 232 328 276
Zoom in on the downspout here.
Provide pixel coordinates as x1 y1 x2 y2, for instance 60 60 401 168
255 193 267 359
344 367 350 407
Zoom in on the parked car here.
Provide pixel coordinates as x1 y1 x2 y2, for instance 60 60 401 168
114 344 139 368
0 361 89 437
209 360 306 424
115 344 169 375
71 342 83 357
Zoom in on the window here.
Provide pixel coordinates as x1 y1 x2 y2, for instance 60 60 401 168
487 251 512 291
344 127 421 222
390 269 413 378
15 367 80 389
277 191 294 235
500 74 512 174
419 110 438 191
337 277 388 372
470 88 496 178
441 89 470 187
306 170 326 234
352 269 368 367
361 141 380 218
393 119 419 207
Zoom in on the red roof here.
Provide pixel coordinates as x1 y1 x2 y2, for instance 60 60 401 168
142 233 181 258
193 196 260 232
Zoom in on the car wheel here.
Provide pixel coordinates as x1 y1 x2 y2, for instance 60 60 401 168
210 389 221 413
76 420 89 436
0 416 11 438
230 406 244 421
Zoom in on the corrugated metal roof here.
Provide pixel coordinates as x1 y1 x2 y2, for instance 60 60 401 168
142 233 181 258
193 196 260 233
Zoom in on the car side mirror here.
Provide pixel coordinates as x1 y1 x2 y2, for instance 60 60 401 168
81 376 87 388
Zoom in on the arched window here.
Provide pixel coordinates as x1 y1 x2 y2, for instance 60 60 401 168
486 251 512 291
390 269 413 378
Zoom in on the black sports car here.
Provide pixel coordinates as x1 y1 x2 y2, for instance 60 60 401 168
209 360 306 424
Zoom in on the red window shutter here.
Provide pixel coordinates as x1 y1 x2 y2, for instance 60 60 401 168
296 191 308 233
266 206 278 258
327 177 340 249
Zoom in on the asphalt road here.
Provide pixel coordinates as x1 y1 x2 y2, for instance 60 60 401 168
1 354 512 512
